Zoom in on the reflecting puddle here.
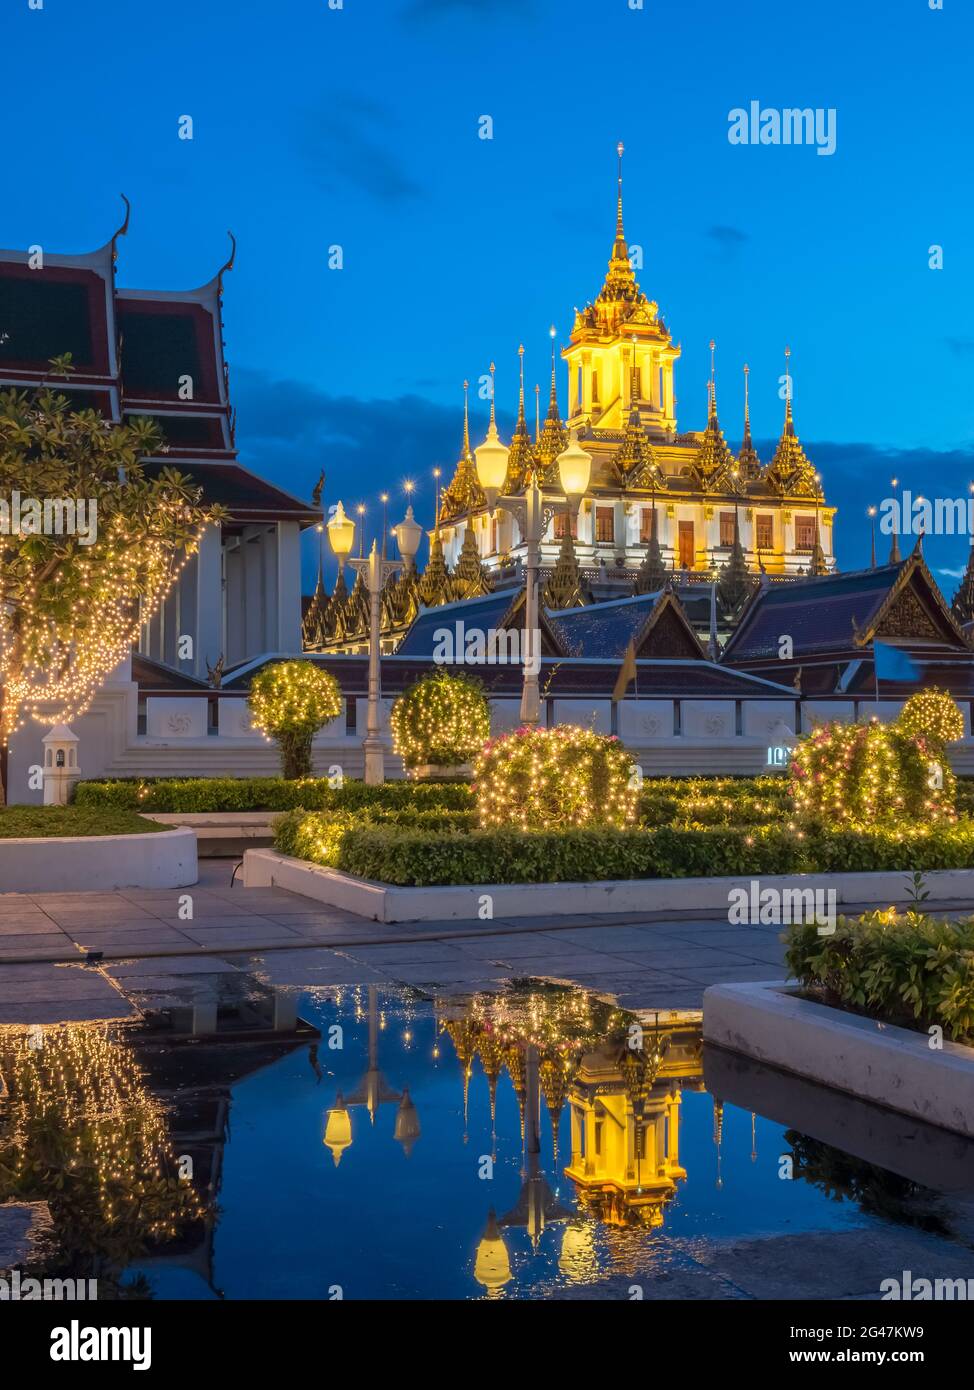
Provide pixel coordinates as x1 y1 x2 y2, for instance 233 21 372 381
2 977 973 1300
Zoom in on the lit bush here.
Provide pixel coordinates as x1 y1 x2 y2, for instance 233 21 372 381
897 687 964 750
247 661 342 779
475 725 638 830
391 671 490 772
790 719 956 827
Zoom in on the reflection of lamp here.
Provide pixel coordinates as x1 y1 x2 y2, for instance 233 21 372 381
473 1209 512 1295
393 1086 421 1158
327 500 356 569
324 1093 352 1167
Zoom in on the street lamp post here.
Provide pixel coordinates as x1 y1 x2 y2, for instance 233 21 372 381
474 394 591 728
346 505 418 785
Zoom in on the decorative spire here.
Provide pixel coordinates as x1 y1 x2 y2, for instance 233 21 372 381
634 503 667 594
417 528 452 607
450 523 493 599
951 535 974 625
763 349 821 499
534 383 541 443
594 142 643 308
717 505 755 615
542 522 587 609
505 344 537 493
736 363 762 481
439 379 486 521
536 327 568 482
689 360 736 492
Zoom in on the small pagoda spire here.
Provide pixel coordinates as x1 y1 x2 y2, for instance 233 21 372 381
534 383 541 443
439 379 486 521
536 326 568 482
951 518 974 625
763 349 820 499
717 504 754 615
542 522 587 609
634 503 667 594
506 344 536 493
889 477 902 563
451 523 493 600
737 363 762 481
783 345 794 433
418 527 452 607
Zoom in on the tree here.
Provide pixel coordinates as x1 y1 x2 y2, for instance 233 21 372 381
247 660 343 778
0 361 219 804
390 670 490 773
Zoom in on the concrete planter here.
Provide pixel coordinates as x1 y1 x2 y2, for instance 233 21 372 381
151 811 281 857
241 852 974 926
0 827 197 893
410 763 472 782
704 980 974 1138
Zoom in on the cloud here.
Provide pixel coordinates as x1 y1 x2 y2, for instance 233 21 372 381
295 95 423 203
707 225 748 258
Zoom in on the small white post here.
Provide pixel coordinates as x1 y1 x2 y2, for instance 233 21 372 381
42 725 81 806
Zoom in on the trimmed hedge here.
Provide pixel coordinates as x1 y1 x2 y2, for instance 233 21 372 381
74 777 473 814
786 910 974 1044
272 811 974 886
0 807 169 838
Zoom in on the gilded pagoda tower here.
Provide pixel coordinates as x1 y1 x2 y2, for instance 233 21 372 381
435 145 836 588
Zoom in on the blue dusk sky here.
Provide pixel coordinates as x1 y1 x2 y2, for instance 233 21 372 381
4 0 973 589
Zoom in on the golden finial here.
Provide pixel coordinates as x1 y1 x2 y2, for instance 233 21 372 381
548 326 557 406
616 140 625 239
784 345 793 428
708 340 718 420
743 362 751 427
488 361 497 427
534 383 541 442
462 379 471 458
517 344 525 421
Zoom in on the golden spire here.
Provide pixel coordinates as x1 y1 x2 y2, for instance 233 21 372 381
615 140 626 251
737 362 762 481
709 339 717 421
534 383 541 442
536 326 568 481
764 347 820 499
488 361 497 429
462 378 472 458
506 344 537 492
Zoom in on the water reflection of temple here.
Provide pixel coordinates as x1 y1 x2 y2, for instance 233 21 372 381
566 1020 703 1229
437 988 704 1292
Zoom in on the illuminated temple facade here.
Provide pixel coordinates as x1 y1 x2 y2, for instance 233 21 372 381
435 150 835 591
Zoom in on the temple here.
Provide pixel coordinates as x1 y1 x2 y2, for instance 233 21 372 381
435 146 833 589
0 207 319 681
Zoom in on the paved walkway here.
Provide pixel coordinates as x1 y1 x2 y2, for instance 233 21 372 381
0 860 793 1024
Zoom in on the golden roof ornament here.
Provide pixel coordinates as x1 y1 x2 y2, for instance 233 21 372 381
417 527 452 608
440 379 486 521
536 327 568 483
736 363 762 481
505 344 537 493
763 347 821 498
688 345 737 491
451 523 493 599
542 523 587 609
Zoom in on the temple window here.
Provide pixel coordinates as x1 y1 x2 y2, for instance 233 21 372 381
639 508 658 543
554 512 578 540
591 370 599 402
795 514 816 551
719 511 735 546
756 513 774 550
595 505 614 543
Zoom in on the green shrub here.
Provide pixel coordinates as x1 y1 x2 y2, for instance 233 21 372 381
475 725 638 830
273 812 974 886
74 777 473 814
247 660 343 779
785 910 974 1043
390 670 490 770
790 719 956 825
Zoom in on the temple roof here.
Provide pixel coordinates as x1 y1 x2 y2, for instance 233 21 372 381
722 552 970 665
395 588 567 659
547 590 702 661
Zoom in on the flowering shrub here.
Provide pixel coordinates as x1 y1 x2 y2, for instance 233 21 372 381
790 719 956 826
897 687 964 750
474 725 638 830
248 661 342 779
391 671 490 771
